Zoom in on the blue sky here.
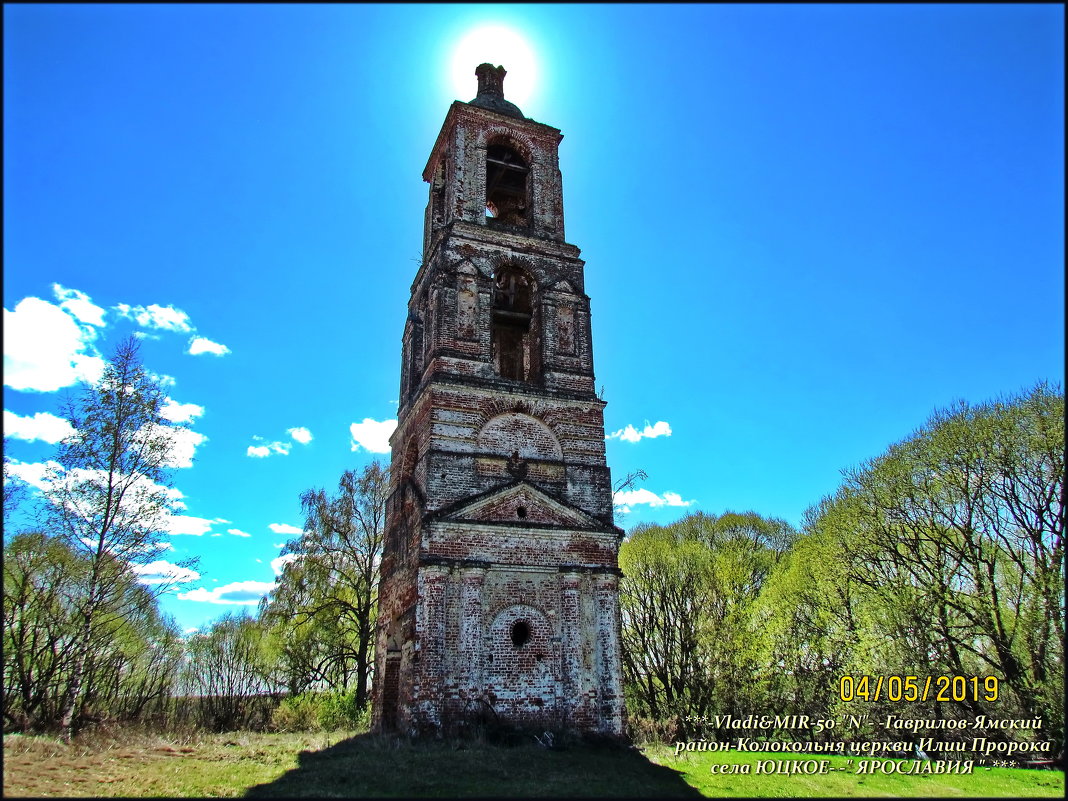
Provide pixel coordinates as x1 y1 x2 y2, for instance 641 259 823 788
4 4 1064 633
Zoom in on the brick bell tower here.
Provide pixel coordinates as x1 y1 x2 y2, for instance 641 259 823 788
371 64 625 738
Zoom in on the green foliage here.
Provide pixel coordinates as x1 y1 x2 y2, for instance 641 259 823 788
183 614 280 731
259 462 387 705
808 382 1065 742
28 338 196 740
620 382 1063 755
271 690 370 733
619 511 797 737
3 530 184 733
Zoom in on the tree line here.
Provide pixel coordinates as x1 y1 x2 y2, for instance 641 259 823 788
620 383 1063 756
2 340 384 738
3 340 1062 752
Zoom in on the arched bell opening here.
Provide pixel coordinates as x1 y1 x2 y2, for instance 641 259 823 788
485 141 530 227
491 266 539 383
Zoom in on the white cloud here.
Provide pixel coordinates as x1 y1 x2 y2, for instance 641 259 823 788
349 418 397 454
272 542 285 549
246 436 291 458
187 337 230 356
3 297 107 392
53 285 106 327
4 459 64 491
150 372 177 388
607 421 673 443
3 410 75 444
268 523 303 535
228 528 252 538
156 425 207 469
166 515 217 536
288 427 313 444
8 461 196 540
271 553 300 576
613 488 694 512
114 303 193 333
131 560 201 585
161 399 204 423
177 579 276 606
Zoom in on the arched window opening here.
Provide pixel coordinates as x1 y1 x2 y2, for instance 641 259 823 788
492 267 534 381
486 144 529 226
511 620 531 648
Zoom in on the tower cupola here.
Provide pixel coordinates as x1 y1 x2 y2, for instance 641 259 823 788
470 63 525 119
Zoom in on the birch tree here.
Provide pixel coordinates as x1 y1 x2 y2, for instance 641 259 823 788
44 338 189 740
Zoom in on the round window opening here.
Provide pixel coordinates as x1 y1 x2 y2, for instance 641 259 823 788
511 620 531 648
516 505 527 519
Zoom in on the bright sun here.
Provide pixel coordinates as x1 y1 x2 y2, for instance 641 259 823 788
449 25 538 108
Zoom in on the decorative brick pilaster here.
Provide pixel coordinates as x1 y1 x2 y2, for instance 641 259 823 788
459 564 488 698
417 563 451 728
593 570 625 736
558 569 583 724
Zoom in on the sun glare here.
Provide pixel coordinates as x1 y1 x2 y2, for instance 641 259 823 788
449 25 537 108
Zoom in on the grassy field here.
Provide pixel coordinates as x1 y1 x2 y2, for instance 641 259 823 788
642 744 1065 798
3 729 1064 798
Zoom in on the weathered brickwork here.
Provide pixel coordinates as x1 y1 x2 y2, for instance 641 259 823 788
372 64 625 739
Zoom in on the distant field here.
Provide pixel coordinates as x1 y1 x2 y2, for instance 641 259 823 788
4 730 1064 798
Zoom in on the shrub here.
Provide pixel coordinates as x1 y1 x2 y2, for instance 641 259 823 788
271 695 321 732
271 691 370 732
626 716 680 745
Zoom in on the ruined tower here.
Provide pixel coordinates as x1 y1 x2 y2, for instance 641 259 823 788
371 64 625 738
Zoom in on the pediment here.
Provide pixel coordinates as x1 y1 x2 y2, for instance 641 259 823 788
437 481 604 529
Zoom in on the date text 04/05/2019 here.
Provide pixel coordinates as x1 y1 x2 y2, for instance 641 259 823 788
839 675 998 703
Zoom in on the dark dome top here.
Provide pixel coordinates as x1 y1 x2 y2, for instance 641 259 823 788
469 63 525 120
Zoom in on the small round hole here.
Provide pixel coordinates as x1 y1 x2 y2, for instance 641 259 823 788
511 621 531 647
516 506 527 519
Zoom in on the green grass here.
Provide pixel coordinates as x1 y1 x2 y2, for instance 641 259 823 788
4 730 1064 798
642 744 1066 798
3 730 336 798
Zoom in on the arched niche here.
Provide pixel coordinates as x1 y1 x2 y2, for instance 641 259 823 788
476 412 562 462
484 604 557 715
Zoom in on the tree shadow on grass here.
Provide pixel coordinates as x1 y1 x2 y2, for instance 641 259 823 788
245 732 702 798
